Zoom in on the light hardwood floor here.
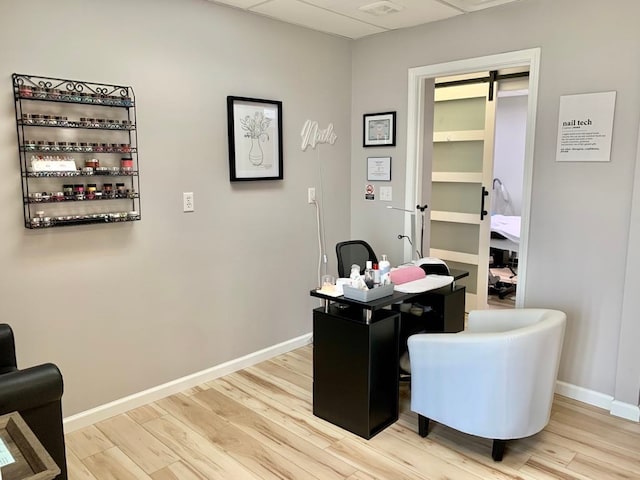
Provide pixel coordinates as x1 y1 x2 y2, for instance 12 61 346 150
487 294 515 309
65 345 640 479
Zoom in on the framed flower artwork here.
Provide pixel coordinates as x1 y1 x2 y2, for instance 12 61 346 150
227 96 283 181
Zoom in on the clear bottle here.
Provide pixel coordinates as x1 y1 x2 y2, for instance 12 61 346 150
350 264 367 290
350 264 361 283
379 254 391 276
373 263 381 286
364 260 375 289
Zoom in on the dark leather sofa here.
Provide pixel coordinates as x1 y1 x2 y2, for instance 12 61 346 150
0 324 67 480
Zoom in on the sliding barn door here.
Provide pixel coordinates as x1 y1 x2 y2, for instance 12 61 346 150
429 82 496 310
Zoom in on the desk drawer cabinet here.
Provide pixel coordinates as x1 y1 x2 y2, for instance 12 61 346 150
313 306 399 439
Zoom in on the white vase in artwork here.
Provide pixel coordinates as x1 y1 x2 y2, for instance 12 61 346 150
249 136 264 166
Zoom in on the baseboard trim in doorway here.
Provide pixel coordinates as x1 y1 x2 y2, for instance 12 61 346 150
611 400 640 422
556 380 639 422
63 332 313 433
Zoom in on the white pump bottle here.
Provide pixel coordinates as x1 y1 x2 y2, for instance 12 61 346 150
378 254 391 276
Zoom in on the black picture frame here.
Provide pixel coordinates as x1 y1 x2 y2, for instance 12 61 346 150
363 111 396 147
367 156 392 181
227 96 283 181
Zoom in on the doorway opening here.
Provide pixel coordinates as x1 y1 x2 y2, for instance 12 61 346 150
404 49 540 310
488 84 528 308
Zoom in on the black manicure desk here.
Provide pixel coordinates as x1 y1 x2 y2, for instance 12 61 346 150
309 269 468 439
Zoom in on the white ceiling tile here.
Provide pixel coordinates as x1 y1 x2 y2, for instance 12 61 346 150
251 0 386 38
208 0 265 9
208 0 522 40
440 0 519 12
293 0 461 30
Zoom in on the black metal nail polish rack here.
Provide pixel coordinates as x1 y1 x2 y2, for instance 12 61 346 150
12 73 141 229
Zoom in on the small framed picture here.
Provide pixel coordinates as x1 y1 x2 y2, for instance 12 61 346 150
367 156 392 181
227 96 283 181
363 111 396 147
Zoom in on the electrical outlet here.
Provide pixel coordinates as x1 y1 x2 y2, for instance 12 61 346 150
308 187 316 204
183 192 194 212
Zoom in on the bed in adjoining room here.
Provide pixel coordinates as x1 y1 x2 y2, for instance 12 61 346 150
490 214 520 254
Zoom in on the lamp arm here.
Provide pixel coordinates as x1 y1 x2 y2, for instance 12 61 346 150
416 204 428 258
388 205 424 261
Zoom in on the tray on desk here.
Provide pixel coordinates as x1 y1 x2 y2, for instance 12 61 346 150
0 412 59 480
342 283 394 302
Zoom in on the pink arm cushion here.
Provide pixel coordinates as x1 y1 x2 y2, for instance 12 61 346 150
389 266 426 285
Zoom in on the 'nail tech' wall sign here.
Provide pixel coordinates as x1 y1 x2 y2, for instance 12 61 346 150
301 120 337 151
556 91 616 162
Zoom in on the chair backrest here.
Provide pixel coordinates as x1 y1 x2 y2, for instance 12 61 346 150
335 240 378 278
0 324 17 374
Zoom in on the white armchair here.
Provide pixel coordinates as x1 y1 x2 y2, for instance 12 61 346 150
407 308 566 461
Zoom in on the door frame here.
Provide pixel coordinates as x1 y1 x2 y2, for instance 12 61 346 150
404 48 541 308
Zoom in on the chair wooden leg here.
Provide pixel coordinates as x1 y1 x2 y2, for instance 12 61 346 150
418 415 429 437
492 439 506 461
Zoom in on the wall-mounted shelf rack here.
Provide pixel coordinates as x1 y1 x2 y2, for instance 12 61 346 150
12 73 141 229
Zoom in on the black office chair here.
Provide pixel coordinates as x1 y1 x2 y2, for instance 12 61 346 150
335 240 378 278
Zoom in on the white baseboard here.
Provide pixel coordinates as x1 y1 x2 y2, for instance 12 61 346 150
555 381 614 410
556 380 640 422
63 332 313 433
610 400 640 422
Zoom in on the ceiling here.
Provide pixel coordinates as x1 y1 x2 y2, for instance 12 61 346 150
206 0 521 39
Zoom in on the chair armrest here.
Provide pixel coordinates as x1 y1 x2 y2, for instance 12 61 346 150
0 324 17 371
408 326 563 392
0 364 63 414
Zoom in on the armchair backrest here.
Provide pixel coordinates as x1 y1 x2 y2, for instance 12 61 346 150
0 324 17 374
335 240 378 278
466 308 559 333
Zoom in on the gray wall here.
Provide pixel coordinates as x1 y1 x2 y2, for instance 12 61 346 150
0 0 351 415
351 0 640 404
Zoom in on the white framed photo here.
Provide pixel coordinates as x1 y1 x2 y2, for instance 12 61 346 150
367 156 391 181
363 111 396 147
